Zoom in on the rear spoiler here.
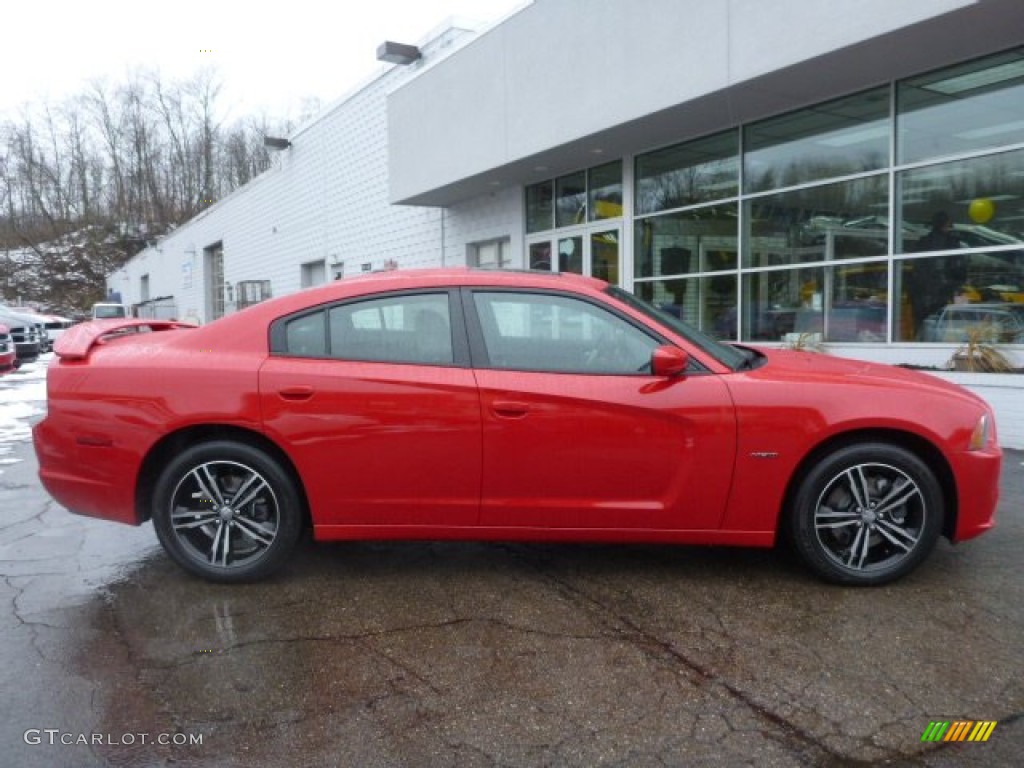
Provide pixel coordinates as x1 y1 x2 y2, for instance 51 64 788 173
55 319 197 361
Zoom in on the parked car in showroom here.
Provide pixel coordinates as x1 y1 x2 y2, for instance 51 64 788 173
0 307 41 364
34 269 1000 586
920 302 1024 343
0 324 15 374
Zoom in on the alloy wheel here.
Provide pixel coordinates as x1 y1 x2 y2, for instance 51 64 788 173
813 462 926 575
168 459 281 570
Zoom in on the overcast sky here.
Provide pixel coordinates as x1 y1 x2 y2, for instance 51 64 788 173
1 0 525 121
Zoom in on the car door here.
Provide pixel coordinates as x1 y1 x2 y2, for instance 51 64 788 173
465 288 736 532
259 290 481 530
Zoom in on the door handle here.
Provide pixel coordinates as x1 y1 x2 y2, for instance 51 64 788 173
278 385 315 401
493 400 529 418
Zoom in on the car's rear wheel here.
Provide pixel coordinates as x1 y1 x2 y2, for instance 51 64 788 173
152 441 302 582
788 443 944 586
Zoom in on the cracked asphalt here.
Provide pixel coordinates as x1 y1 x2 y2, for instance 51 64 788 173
1 374 1021 766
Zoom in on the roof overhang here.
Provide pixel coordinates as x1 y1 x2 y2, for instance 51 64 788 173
388 0 1024 207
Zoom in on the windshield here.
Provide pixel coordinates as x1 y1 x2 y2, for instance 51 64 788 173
606 286 748 370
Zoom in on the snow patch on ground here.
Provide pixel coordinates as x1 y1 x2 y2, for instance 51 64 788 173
0 355 50 471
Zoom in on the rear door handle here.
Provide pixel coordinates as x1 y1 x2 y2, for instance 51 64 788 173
278 385 315 401
493 400 529 418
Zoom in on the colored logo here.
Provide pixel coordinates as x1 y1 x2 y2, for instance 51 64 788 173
921 721 997 743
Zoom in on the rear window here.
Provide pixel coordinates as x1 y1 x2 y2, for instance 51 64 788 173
271 292 455 366
284 312 327 357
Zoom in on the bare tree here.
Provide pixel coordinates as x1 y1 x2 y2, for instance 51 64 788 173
1 65 284 309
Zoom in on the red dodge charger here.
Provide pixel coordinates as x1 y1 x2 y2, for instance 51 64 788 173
33 269 1001 584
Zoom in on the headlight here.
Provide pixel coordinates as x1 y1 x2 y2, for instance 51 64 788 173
968 413 992 451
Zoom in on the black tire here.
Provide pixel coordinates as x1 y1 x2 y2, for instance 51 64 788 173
788 443 944 586
152 440 303 582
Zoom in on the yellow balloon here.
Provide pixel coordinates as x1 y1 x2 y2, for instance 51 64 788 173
968 197 995 224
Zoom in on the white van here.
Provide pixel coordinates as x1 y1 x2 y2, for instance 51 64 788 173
92 303 131 320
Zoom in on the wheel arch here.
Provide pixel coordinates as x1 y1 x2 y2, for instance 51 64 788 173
135 425 311 529
779 428 958 542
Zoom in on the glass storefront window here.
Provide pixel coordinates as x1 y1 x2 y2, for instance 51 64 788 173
589 161 623 221
826 262 889 342
744 87 889 193
743 267 823 342
745 177 889 268
635 130 738 215
898 147 1024 254
521 47 1024 349
526 182 553 233
895 252 1024 341
525 163 622 282
530 162 623 232
898 48 1024 164
556 172 587 227
635 275 737 340
635 204 738 279
742 264 887 343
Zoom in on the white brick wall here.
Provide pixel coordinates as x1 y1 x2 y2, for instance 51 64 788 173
445 186 524 266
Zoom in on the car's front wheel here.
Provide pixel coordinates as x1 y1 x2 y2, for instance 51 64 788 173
788 443 944 586
152 441 303 582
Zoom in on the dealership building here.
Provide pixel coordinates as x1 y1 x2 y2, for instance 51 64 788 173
115 0 1024 440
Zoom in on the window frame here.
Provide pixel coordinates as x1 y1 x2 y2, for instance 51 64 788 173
468 237 513 269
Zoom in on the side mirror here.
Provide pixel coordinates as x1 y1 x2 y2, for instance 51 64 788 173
651 345 689 377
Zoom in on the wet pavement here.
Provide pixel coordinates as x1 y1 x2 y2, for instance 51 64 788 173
1 362 1022 767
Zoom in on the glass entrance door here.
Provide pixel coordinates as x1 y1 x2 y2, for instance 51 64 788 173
590 229 619 284
527 226 621 285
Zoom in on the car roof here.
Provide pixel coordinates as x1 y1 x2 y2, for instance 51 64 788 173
278 268 608 310
176 268 612 353
0 308 37 323
340 267 602 288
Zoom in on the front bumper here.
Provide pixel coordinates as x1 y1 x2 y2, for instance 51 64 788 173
951 446 1002 542
15 341 40 363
